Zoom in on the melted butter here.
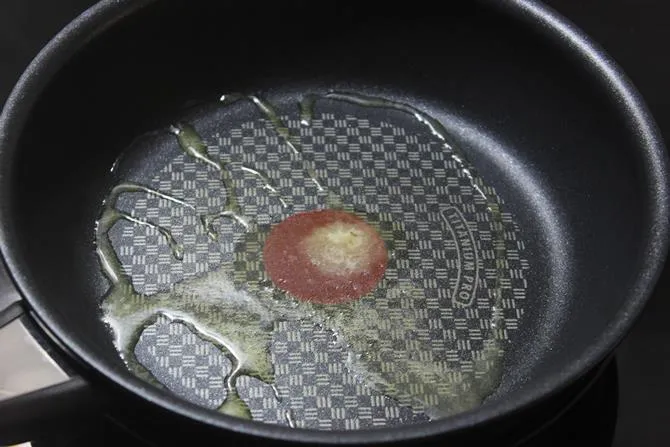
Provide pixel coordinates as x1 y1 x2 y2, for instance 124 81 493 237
248 95 300 156
168 122 289 233
336 298 503 418
169 122 248 234
299 94 318 127
98 92 511 426
300 92 509 412
304 91 507 328
219 389 253 419
240 165 288 208
95 182 194 282
220 93 325 192
100 269 277 418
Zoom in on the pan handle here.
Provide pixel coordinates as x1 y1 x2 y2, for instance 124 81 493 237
0 261 101 445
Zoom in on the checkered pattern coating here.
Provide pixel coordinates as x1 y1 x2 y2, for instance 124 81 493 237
110 110 529 429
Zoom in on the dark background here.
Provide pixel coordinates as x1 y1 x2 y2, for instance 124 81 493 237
0 1 668 446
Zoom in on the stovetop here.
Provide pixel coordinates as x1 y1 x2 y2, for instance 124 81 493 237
1 1 669 446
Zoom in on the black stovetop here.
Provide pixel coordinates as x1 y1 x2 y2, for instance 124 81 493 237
1 1 669 446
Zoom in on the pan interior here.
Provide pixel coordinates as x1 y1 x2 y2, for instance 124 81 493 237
4 0 655 438
95 90 553 429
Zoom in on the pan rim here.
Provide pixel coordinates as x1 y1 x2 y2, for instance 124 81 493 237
0 0 667 443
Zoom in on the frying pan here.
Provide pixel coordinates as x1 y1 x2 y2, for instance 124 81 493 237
0 0 668 445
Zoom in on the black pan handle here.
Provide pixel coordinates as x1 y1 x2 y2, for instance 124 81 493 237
0 260 101 445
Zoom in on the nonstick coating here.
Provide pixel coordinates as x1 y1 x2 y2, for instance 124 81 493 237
107 96 531 428
0 0 667 444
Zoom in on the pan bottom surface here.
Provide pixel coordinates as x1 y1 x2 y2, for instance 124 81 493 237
29 360 619 446
95 89 552 430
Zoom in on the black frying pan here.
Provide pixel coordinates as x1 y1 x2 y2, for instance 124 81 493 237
0 0 667 445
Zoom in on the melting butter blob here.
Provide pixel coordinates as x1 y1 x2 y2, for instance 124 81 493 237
97 91 515 427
